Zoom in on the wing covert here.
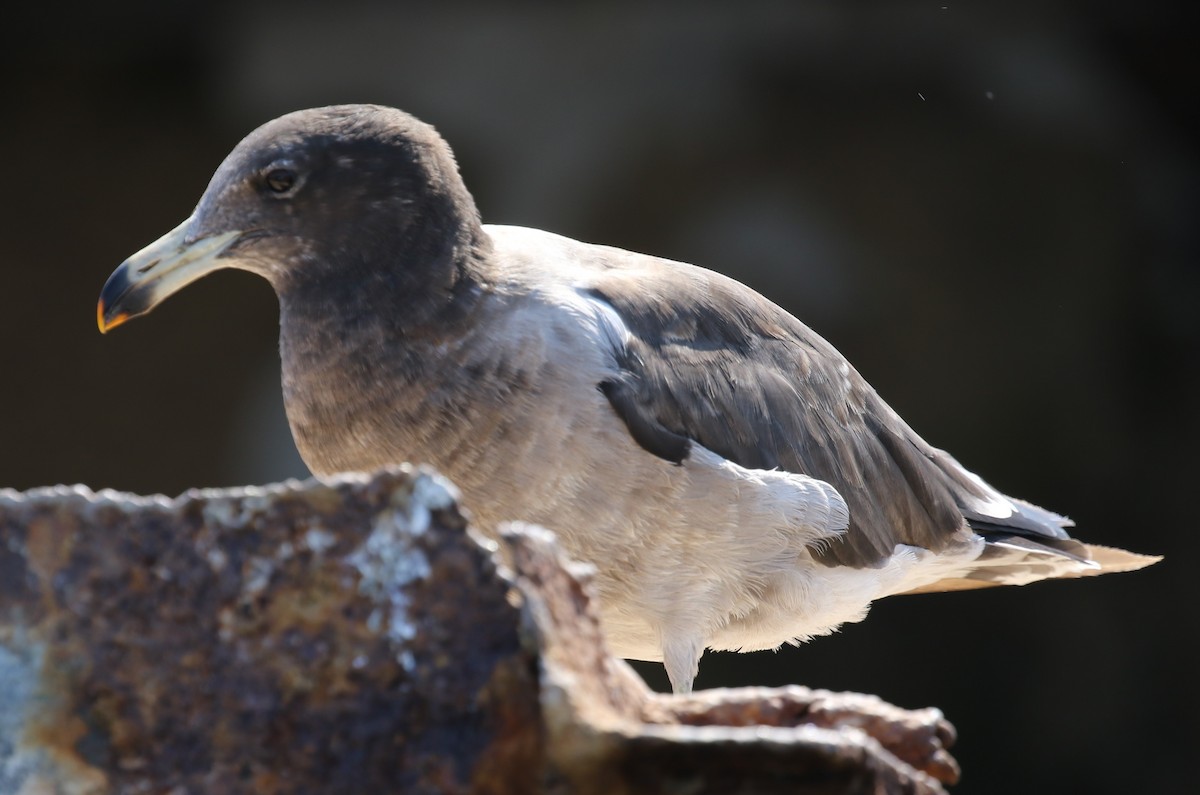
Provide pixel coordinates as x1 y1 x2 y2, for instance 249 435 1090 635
584 264 977 568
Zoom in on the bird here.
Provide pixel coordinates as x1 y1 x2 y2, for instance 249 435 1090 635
97 104 1158 694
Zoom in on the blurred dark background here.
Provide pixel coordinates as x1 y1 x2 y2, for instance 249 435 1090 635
2 1 1194 792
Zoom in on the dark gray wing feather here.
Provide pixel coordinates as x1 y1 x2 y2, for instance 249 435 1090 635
586 262 1069 569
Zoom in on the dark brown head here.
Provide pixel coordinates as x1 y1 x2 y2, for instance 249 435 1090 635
97 104 483 332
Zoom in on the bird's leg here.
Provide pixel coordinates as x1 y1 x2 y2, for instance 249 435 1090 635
662 633 705 694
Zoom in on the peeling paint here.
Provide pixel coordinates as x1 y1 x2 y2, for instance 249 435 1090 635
243 556 277 596
348 474 450 657
303 527 336 555
0 643 40 790
0 642 96 795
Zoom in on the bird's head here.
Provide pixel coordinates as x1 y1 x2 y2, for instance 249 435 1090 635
97 104 480 333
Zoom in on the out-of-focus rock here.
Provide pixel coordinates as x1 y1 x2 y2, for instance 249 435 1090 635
0 467 957 794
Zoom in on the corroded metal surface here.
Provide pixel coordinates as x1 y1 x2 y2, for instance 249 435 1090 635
1 468 957 794
1 469 542 794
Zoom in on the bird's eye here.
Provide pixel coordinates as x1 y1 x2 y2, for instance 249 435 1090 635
264 168 298 194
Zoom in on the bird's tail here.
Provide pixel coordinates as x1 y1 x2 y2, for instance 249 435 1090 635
897 539 1161 595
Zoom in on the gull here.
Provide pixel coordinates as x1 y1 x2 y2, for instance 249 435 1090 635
98 105 1158 693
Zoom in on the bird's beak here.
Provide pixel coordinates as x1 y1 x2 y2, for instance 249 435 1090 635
97 217 244 333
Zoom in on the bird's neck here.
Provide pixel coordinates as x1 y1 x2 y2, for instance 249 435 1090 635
274 226 494 475
280 205 490 324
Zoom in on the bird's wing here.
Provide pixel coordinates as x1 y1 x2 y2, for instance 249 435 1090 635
583 255 1069 569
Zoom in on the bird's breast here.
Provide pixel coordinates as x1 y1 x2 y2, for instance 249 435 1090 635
276 298 628 526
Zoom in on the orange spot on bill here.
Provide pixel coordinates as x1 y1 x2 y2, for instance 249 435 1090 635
97 302 129 334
